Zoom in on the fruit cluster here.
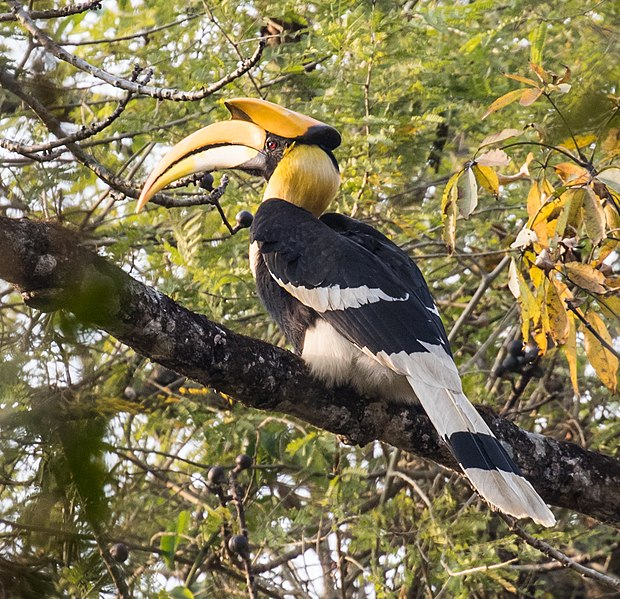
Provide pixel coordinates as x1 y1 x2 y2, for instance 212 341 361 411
495 340 543 378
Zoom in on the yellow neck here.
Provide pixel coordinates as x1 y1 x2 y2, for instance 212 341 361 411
263 144 340 216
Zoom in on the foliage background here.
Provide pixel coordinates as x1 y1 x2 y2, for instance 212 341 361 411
0 0 618 597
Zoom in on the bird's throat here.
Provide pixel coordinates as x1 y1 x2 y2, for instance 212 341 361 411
263 145 340 216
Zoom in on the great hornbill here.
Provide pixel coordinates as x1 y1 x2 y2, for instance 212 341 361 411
137 98 555 527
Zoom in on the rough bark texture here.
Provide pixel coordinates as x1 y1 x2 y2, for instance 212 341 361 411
1 215 619 526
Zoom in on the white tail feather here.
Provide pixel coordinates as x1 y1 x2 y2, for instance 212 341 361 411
406 377 556 527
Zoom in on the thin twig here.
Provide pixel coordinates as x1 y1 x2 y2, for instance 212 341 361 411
448 255 511 343
0 0 100 22
566 300 620 360
500 514 620 591
9 0 264 102
230 465 258 599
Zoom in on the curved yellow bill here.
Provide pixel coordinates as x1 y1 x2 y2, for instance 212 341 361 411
226 97 341 150
137 120 266 211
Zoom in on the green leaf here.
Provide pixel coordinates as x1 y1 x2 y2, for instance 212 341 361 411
529 22 546 66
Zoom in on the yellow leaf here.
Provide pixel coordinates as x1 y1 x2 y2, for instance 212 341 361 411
517 272 540 342
482 89 524 120
600 295 620 320
503 73 539 86
526 181 542 221
604 198 620 233
559 134 597 151
582 187 606 245
476 149 511 167
532 327 548 355
457 166 478 218
529 264 545 289
479 128 522 148
520 87 543 106
582 311 619 393
473 165 499 197
441 171 460 253
563 262 607 294
563 313 579 395
546 278 569 344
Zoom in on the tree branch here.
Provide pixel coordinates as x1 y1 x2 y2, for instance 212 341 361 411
8 0 264 102
1 216 619 527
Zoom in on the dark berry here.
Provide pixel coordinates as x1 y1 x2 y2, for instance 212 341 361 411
235 210 254 228
235 454 253 470
199 172 214 191
523 343 540 363
507 340 524 357
228 534 250 557
207 466 226 485
502 355 520 373
109 543 129 563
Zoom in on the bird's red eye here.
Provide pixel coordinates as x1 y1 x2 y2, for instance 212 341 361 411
266 139 278 151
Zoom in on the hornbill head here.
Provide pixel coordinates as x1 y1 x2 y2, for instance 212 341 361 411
137 98 341 216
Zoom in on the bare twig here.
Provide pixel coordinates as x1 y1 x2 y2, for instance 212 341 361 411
448 255 511 343
0 71 143 155
0 0 100 22
230 464 257 599
9 0 264 102
500 514 620 591
565 300 620 360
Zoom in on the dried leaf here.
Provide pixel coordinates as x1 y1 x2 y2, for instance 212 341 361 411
473 164 499 197
597 167 620 193
511 227 538 249
582 311 618 393
520 87 543 106
508 258 521 299
482 89 524 120
479 128 522 148
557 65 571 84
553 162 589 185
564 262 607 294
605 275 620 291
582 187 606 245
477 149 511 167
456 166 478 218
497 153 533 184
530 62 547 83
556 83 571 94
601 128 620 156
